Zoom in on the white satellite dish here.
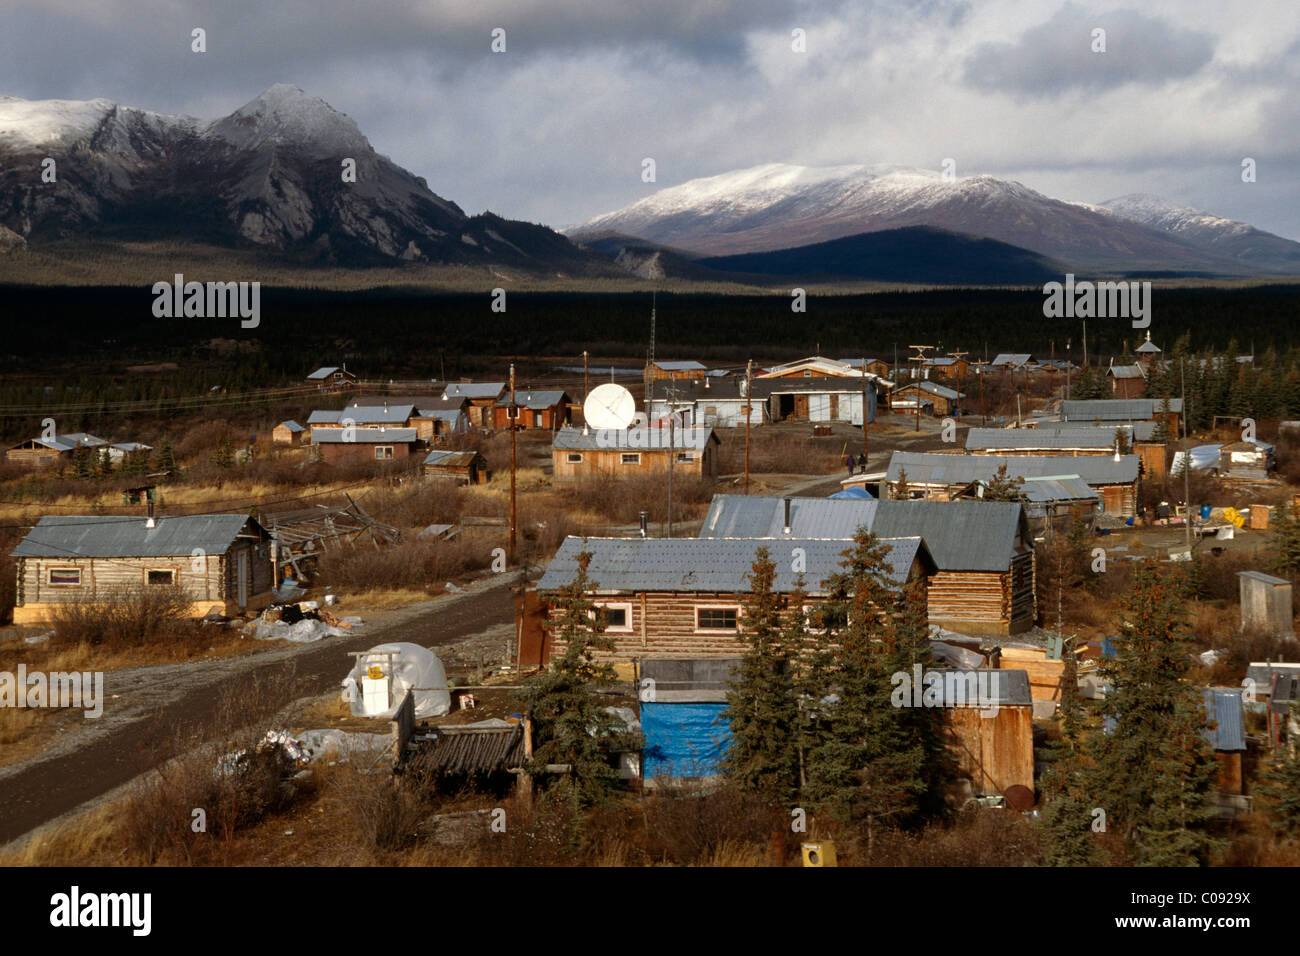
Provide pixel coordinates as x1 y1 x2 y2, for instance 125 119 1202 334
584 383 637 430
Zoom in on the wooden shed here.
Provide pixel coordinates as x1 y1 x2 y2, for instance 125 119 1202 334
272 420 305 445
423 449 488 485
927 668 1035 797
11 514 275 623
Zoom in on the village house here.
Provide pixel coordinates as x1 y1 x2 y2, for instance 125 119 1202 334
649 375 884 427
988 353 1033 373
838 357 892 378
410 407 469 442
1219 440 1276 481
532 534 935 667
647 378 767 428
11 514 275 622
311 426 420 465
758 355 882 381
492 389 571 430
441 382 506 428
886 450 1141 518
5 433 151 468
272 421 305 445
306 365 357 390
647 360 708 381
891 381 965 417
552 425 720 481
698 495 1036 635
919 356 969 381
1058 397 1182 435
966 425 1137 457
1106 362 1147 399
306 402 417 441
422 449 489 485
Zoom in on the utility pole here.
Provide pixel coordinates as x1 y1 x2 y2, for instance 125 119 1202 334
949 351 967 423
1066 340 1071 400
860 357 869 462
667 386 675 538
908 345 933 432
509 363 517 561
582 350 589 401
744 359 753 495
979 364 986 426
1182 356 1192 550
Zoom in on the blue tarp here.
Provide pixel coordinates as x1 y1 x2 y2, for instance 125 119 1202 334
830 486 874 499
641 702 731 779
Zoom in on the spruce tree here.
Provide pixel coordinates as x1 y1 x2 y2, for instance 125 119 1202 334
723 546 801 805
1085 561 1218 865
1256 732 1300 837
526 549 628 807
982 462 1027 502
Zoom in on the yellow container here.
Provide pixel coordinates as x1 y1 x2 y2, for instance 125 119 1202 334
801 840 837 867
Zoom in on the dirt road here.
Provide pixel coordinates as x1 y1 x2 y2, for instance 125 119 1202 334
0 574 521 846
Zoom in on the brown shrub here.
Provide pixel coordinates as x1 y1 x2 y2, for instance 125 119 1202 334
315 536 492 592
867 807 1044 866
640 783 787 865
49 583 196 648
557 473 714 525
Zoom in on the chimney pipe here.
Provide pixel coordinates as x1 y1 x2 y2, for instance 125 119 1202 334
146 498 156 529
639 511 649 538
783 496 792 535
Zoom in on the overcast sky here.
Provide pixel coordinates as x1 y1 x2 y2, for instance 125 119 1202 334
2 0 1298 238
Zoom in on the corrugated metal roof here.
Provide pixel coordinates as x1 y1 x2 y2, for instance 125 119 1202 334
1246 661 1300 688
923 669 1033 707
536 535 929 594
698 495 1025 572
307 405 414 425
1019 476 1100 503
1061 398 1182 420
13 514 262 558
312 427 418 443
898 381 963 399
443 382 506 400
1108 364 1146 379
887 450 1140 485
307 366 339 379
1202 688 1246 751
416 408 465 421
990 353 1032 367
423 450 480 468
1237 571 1290 586
1033 421 1159 441
552 425 717 451
965 427 1123 451
514 389 568 409
653 360 707 370
279 420 304 432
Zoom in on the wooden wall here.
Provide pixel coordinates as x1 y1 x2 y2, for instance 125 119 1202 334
925 553 1034 635
552 444 716 481
946 706 1035 795
318 441 414 465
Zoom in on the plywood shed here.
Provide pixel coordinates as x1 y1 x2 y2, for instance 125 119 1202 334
927 668 1035 797
272 420 305 444
1202 687 1250 816
422 449 488 485
1238 571 1294 637
1219 441 1275 481
997 644 1066 703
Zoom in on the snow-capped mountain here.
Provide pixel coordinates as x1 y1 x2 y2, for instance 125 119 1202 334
1096 193 1300 274
0 85 610 272
571 163 1300 276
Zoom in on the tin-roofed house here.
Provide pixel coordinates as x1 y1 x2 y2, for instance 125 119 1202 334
311 427 420 466
891 381 964 417
532 534 934 667
698 495 1037 634
307 366 357 390
11 514 275 622
647 360 708 381
442 383 506 428
306 403 417 442
410 407 469 442
493 389 571 431
552 425 720 481
272 421 305 445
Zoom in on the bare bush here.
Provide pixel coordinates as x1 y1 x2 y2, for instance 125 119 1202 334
49 583 195 648
315 536 492 592
641 783 786 865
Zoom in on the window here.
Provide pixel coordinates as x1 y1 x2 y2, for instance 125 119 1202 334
567 453 583 463
621 453 641 465
593 602 633 633
333 372 344 381
146 568 176 586
47 567 81 587
676 451 693 462
374 445 394 460
803 370 812 377
696 606 739 631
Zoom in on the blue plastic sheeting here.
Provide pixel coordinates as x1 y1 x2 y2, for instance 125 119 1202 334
641 702 732 779
830 486 874 499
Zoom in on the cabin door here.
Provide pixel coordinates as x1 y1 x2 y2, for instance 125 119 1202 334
236 550 249 609
794 395 809 419
1102 486 1124 515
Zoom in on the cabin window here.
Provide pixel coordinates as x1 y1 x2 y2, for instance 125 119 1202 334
621 453 641 465
146 568 176 586
593 602 633 633
333 372 344 381
375 446 394 460
567 453 583 463
47 567 82 587
696 606 739 631
676 452 693 462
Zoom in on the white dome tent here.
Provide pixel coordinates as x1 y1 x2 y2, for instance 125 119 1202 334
342 642 451 719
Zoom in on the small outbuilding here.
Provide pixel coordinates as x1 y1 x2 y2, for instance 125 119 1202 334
423 449 489 485
1238 571 1294 637
273 421 305 445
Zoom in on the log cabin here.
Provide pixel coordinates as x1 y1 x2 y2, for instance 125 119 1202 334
532 534 935 668
647 360 708 381
306 366 357 390
11 514 275 622
423 449 489 485
552 425 720 481
492 389 571 430
311 427 419 465
890 381 965 417
698 494 1037 635
441 383 506 428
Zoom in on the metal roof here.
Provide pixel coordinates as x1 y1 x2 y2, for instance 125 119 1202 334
17 432 109 452
1061 398 1182 420
279 420 305 432
1107 364 1146 379
652 360 707 370
514 389 569 409
965 427 1125 451
443 382 506 400
423 449 481 468
923 669 1033 707
887 450 1140 485
552 425 717 451
1201 688 1246 751
13 514 263 559
1136 340 1163 353
536 535 930 594
990 353 1032 367
307 404 414 425
898 381 963 399
312 427 417 443
415 408 465 421
1246 661 1300 688
698 495 1025 572
306 366 340 379
1033 421 1159 441
1237 571 1290 587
